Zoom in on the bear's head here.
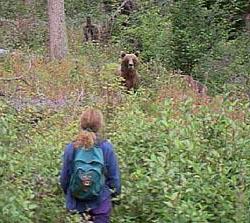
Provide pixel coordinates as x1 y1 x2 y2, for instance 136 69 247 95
120 51 139 71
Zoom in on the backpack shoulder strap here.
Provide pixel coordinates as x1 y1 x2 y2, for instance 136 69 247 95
95 141 109 177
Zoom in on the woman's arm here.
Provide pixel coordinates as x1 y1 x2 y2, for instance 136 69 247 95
102 141 121 196
59 143 74 194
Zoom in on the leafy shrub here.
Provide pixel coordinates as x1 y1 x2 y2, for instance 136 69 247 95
0 97 77 222
109 96 250 223
193 33 250 96
0 18 47 50
0 47 249 223
111 0 248 94
167 0 229 74
112 7 170 63
203 0 248 39
0 100 31 223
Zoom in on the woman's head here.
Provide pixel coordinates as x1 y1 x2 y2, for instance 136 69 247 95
80 108 104 133
73 108 104 149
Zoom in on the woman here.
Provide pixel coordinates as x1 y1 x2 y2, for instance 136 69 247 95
60 108 121 223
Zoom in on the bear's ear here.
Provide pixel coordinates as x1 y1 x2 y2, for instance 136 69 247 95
120 51 126 58
134 51 139 57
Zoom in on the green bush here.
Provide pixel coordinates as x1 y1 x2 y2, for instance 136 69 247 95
111 0 248 92
167 0 229 74
0 53 249 222
193 33 250 96
0 1 249 222
0 100 76 222
110 97 250 223
0 100 30 223
112 7 170 63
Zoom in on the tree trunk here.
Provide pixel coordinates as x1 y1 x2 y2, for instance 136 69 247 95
48 0 68 60
245 13 250 33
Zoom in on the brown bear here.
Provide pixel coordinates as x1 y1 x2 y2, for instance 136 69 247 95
117 51 140 91
83 16 100 42
182 75 208 97
120 0 137 15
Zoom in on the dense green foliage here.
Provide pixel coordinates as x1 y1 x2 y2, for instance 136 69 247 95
0 0 249 222
111 97 250 223
111 0 249 94
193 33 250 95
1 92 250 222
1 47 250 222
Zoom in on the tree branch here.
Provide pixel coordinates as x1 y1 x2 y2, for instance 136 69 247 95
0 76 24 81
0 75 31 86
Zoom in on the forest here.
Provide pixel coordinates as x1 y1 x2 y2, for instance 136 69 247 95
0 0 249 222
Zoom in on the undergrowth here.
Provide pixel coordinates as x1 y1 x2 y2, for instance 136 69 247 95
0 46 249 222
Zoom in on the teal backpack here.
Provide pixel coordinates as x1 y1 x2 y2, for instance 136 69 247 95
69 146 105 200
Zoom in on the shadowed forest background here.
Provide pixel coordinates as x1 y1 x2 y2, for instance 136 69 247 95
0 0 250 222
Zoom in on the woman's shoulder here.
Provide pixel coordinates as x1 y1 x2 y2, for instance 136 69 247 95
65 142 74 150
63 143 74 156
99 139 114 151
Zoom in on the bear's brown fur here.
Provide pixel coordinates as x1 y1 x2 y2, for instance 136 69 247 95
117 51 140 91
182 75 208 97
83 16 100 42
